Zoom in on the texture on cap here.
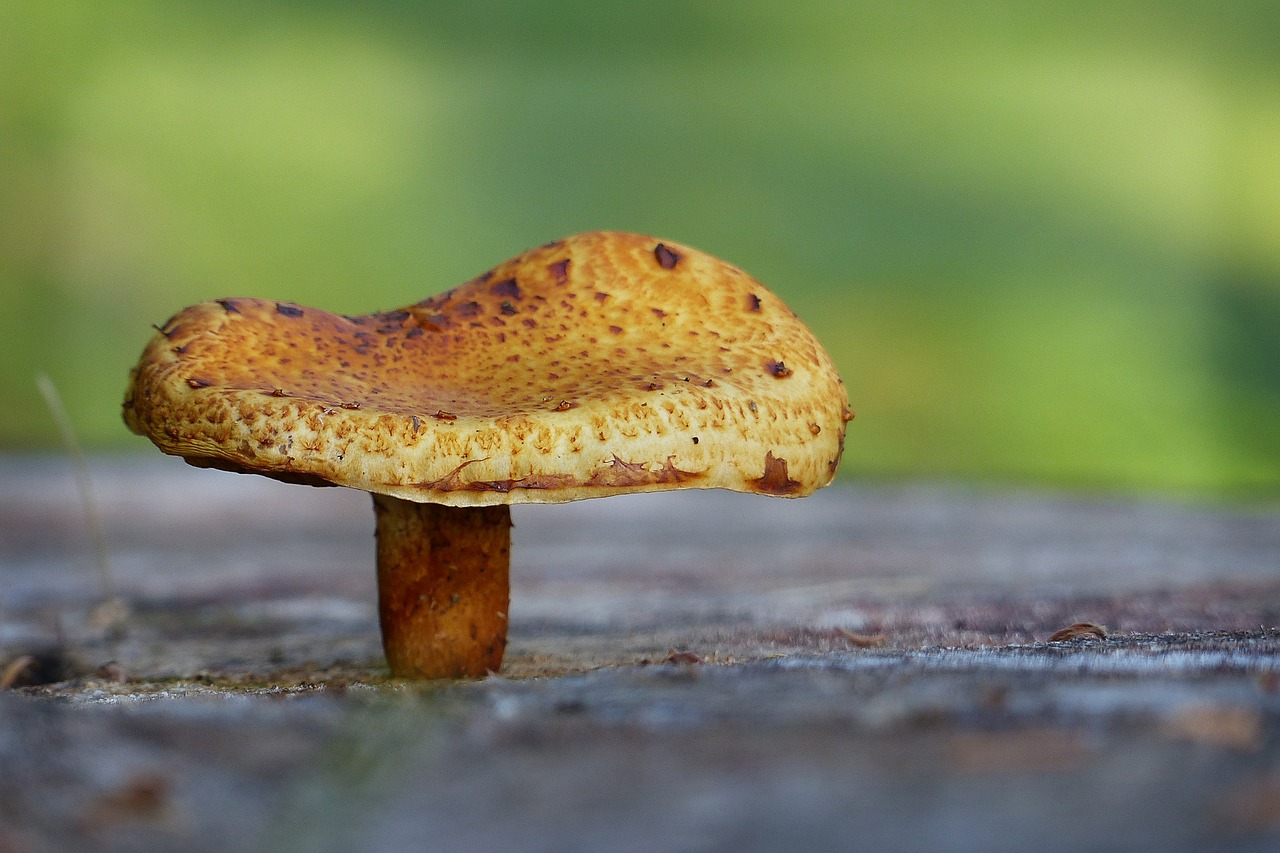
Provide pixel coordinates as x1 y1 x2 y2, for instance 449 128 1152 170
124 231 852 507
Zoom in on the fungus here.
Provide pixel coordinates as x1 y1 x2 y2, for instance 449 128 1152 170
122 231 852 679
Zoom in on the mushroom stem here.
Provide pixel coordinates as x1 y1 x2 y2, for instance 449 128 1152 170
372 495 511 679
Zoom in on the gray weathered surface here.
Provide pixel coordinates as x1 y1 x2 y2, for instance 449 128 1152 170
2 456 1279 851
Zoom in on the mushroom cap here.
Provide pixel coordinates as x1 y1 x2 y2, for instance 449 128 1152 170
124 231 852 507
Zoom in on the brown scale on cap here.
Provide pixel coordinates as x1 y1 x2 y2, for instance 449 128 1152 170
122 230 852 679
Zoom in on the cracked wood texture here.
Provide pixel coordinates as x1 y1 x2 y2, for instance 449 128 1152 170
2 458 1279 852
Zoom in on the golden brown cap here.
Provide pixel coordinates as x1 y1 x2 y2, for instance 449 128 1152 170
123 231 851 506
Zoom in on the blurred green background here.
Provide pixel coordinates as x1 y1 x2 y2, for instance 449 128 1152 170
3 1 1279 494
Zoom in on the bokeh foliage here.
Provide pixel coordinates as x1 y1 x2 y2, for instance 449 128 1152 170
3 1 1279 493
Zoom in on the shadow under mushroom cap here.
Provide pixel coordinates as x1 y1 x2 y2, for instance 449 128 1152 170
123 231 852 507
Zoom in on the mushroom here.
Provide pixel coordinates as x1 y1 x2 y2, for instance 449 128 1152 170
123 231 852 679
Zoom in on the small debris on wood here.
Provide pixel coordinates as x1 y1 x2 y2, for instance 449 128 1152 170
95 661 129 684
1048 622 1108 642
0 649 86 688
0 656 35 690
664 650 702 665
836 628 887 648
